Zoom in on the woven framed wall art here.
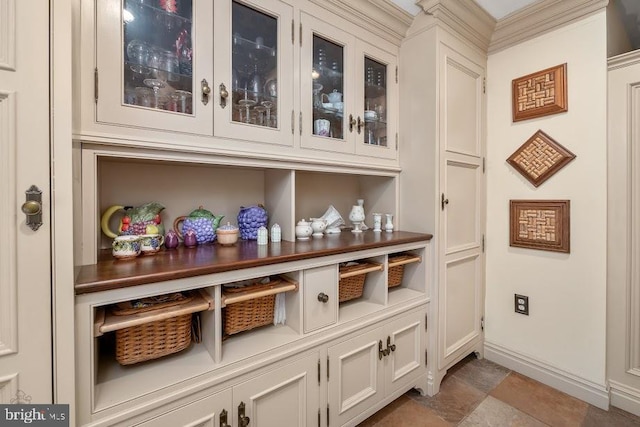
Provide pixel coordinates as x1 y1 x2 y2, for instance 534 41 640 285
510 200 570 253
507 130 575 187
512 63 568 122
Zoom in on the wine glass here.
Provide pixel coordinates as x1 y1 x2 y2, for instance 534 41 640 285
143 78 166 109
261 100 273 127
237 99 256 124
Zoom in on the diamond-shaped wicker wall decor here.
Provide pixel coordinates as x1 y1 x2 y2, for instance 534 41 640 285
512 63 568 122
507 130 575 187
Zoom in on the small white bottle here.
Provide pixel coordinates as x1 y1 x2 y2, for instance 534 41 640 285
270 223 281 243
257 226 268 245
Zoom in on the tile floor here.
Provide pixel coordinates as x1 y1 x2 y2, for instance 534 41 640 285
358 354 640 426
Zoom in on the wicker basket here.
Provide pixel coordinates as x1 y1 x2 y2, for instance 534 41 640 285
339 262 382 302
222 278 282 336
111 292 194 365
387 254 421 288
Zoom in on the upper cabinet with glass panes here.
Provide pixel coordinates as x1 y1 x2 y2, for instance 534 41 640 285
86 0 398 161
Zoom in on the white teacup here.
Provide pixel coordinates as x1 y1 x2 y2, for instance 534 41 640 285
140 234 165 255
112 235 141 260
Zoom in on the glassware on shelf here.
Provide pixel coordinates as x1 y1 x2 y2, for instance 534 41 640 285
126 40 151 74
261 101 274 127
238 98 257 124
143 78 167 109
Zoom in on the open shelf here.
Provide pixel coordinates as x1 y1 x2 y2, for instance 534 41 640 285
387 287 426 307
338 300 385 325
220 324 301 366
94 342 215 412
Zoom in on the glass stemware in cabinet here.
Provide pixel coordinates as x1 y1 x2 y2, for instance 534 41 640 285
230 1 278 129
363 56 387 146
122 0 193 114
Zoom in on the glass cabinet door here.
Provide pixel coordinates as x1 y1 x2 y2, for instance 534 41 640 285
300 13 355 154
355 41 397 160
213 0 294 146
95 0 213 135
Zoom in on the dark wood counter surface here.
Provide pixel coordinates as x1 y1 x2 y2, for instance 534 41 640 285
75 231 432 295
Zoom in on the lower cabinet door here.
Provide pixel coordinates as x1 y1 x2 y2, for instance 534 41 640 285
383 310 425 396
232 352 320 427
327 328 385 426
134 388 232 427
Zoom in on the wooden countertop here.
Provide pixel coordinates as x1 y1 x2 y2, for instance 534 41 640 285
75 231 432 294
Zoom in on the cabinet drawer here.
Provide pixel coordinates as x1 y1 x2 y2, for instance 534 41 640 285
303 265 338 333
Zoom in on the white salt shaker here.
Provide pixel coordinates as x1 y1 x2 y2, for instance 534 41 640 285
270 223 281 243
257 226 268 245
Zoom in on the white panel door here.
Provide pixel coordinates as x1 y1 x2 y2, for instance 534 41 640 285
438 44 485 370
328 328 384 426
383 311 424 396
233 353 320 427
0 0 52 403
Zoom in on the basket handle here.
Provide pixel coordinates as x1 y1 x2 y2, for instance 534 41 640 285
221 276 299 307
388 255 421 269
339 262 383 279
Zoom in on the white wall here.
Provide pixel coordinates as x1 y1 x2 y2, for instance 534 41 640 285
485 11 607 395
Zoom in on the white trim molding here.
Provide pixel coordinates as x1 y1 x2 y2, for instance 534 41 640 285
489 0 608 54
485 341 609 410
0 373 18 404
0 92 17 357
610 380 640 417
417 0 496 52
0 0 15 70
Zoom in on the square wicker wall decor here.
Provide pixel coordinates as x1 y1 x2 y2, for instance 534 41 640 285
507 130 575 187
512 63 568 122
510 200 570 253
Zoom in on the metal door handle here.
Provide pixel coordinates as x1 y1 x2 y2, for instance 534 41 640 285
22 185 43 231
220 409 230 427
317 292 329 303
219 82 229 108
386 336 396 353
349 114 356 132
201 79 211 105
238 402 250 427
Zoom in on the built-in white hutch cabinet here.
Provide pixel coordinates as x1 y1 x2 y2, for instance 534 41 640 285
73 1 430 426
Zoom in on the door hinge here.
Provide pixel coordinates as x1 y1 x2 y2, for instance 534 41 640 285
299 111 303 135
395 132 398 150
94 68 99 102
327 405 330 427
395 65 398 83
291 110 295 134
482 157 485 173
327 356 330 381
317 359 321 385
291 19 295 44
482 234 485 253
300 23 302 47
318 409 321 427
425 350 428 366
483 77 486 94
481 316 485 331
425 313 428 331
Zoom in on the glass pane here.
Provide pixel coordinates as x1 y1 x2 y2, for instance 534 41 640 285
123 0 194 114
312 35 344 140
231 2 278 128
364 57 387 147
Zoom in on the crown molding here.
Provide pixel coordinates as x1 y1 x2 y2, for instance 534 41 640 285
489 0 608 54
608 49 640 70
416 0 496 52
310 0 414 45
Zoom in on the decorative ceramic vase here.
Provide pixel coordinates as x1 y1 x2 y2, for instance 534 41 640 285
372 213 382 232
385 213 394 233
348 200 365 233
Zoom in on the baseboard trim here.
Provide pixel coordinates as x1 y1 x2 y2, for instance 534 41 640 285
609 380 640 417
484 341 609 410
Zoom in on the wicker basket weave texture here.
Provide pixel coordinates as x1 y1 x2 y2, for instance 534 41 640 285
115 313 192 365
387 264 405 288
338 263 370 302
222 280 280 336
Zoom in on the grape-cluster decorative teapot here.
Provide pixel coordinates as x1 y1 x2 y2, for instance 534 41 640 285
173 206 224 245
